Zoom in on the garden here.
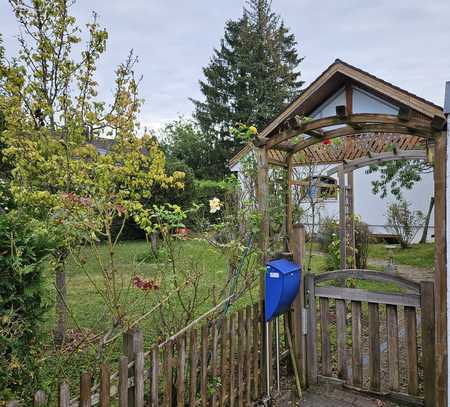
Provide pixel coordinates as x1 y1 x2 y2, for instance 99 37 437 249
0 1 440 406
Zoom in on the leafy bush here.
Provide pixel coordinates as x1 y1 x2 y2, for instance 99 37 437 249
354 218 369 268
386 200 424 249
0 212 55 402
317 217 338 252
319 216 369 269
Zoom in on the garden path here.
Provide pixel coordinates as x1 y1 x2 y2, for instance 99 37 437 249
275 384 400 406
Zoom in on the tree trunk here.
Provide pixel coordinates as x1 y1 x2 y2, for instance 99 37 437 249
54 261 67 347
150 231 158 257
420 196 435 244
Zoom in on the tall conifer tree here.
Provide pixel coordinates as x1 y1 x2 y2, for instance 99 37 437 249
191 0 303 177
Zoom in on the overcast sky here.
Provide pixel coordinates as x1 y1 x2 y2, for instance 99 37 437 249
1 0 449 131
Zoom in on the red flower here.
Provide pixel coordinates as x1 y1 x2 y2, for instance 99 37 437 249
132 276 159 291
322 139 332 145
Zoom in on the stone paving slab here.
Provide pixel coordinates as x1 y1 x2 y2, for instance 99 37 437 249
272 385 401 407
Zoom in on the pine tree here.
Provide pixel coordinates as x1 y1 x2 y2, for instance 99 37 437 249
191 0 303 177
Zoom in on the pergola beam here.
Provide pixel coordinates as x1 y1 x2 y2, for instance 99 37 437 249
262 113 435 150
326 150 427 176
289 124 433 155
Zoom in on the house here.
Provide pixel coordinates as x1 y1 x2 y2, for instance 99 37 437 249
229 60 443 243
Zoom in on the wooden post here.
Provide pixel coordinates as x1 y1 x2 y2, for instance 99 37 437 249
80 372 92 407
434 130 447 407
33 390 47 406
421 281 436 406
58 382 70 407
119 356 129 407
290 224 306 387
123 327 144 406
347 171 356 268
305 273 317 384
338 165 347 270
100 363 111 407
286 155 294 239
256 146 270 394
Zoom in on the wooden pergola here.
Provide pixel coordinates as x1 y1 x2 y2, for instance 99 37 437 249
242 59 448 405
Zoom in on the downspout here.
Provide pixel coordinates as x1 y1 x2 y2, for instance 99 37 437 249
444 80 450 405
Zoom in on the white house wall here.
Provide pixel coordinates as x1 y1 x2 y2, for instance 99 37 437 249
296 164 434 243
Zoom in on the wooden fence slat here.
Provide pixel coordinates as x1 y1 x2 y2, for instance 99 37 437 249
315 286 420 307
211 321 218 407
351 301 363 388
368 303 381 392
177 334 187 407
151 345 160 407
189 329 199 407
163 341 173 407
421 281 436 406
80 372 92 407
220 317 229 407
58 382 70 407
320 298 331 376
238 309 245 406
229 314 236 407
405 306 418 395
134 351 145 407
305 273 318 385
119 356 129 407
33 390 47 406
200 324 208 406
386 304 400 391
123 328 143 407
245 305 252 406
100 363 111 407
336 299 347 381
252 303 260 400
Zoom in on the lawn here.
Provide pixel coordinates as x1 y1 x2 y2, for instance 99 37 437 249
38 237 428 398
368 242 435 269
39 237 260 397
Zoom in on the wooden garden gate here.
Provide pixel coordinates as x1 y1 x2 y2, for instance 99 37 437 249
304 269 436 406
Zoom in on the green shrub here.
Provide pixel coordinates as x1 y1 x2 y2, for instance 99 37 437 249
0 212 55 402
386 200 424 249
320 216 369 269
354 218 369 268
317 217 338 252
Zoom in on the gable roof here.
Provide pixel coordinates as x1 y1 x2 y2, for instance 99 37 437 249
230 59 444 168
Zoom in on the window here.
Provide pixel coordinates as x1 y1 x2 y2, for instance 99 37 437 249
299 176 337 202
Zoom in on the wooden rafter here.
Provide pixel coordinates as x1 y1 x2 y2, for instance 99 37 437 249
325 150 427 176
261 113 435 150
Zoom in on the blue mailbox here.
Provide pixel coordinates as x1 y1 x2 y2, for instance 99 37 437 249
264 259 301 322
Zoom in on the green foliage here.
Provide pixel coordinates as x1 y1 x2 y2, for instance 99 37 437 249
366 159 432 199
319 216 369 269
317 216 338 252
160 117 214 179
354 218 370 269
191 0 303 177
0 211 55 401
326 232 341 271
190 178 236 227
385 200 424 249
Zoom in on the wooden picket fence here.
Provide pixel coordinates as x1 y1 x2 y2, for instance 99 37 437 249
11 303 265 407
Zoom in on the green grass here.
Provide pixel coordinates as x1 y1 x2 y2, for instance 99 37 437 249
39 237 261 401
368 242 435 269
